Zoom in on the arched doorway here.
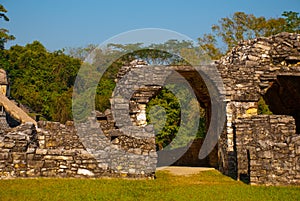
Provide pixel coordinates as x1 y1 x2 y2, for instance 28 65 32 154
126 66 219 168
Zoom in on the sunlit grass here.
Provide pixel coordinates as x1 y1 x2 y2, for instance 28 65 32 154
0 170 299 201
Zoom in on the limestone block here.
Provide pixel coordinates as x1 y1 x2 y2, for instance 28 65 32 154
36 149 47 155
77 168 94 176
44 155 73 161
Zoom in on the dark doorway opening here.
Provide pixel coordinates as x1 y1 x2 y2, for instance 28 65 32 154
264 75 300 133
171 139 218 168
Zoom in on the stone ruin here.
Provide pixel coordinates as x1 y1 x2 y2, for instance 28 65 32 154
217 32 300 185
0 32 300 185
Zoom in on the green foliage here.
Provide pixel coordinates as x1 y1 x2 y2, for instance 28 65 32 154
282 11 300 33
146 86 207 150
0 5 9 21
146 88 181 150
1 41 81 123
258 97 273 115
0 4 15 49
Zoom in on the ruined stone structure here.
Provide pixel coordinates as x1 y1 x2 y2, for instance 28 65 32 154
0 32 300 185
216 32 300 185
0 119 155 178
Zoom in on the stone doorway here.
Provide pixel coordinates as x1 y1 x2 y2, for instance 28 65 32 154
124 67 219 168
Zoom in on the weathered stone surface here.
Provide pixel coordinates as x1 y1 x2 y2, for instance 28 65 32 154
234 115 300 185
0 119 156 179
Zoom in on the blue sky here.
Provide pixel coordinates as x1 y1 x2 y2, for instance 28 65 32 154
2 0 300 51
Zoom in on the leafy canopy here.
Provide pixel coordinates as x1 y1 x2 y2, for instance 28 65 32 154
1 41 81 123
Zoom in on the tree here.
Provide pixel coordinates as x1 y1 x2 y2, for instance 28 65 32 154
282 11 300 33
197 34 222 60
0 41 81 123
198 11 300 57
0 4 15 50
66 44 97 61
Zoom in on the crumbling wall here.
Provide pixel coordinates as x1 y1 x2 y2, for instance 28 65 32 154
234 115 300 185
0 119 156 179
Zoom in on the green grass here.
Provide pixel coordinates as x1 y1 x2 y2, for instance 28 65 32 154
0 170 299 201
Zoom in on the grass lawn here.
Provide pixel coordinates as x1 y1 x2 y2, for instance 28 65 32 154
0 170 299 201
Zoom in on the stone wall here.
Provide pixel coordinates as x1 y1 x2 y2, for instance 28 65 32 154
234 115 300 185
0 119 156 179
